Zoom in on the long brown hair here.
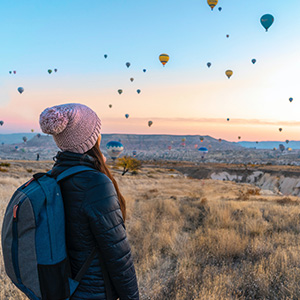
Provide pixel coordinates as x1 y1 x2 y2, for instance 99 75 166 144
86 144 126 222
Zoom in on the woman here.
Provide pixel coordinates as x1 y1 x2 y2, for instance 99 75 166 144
39 103 139 300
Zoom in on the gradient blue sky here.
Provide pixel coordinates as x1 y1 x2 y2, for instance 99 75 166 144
1 0 300 141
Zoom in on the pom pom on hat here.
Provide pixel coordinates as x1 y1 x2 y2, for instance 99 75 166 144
39 106 69 135
39 103 101 153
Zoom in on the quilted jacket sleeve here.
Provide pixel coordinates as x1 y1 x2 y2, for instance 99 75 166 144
83 172 139 300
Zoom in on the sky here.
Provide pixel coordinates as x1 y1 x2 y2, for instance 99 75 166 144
0 0 300 141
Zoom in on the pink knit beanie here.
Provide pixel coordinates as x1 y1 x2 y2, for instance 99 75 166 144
39 103 101 154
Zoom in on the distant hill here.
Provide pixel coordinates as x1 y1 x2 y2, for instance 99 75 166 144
0 133 37 144
238 141 298 149
3 133 299 151
14 133 243 151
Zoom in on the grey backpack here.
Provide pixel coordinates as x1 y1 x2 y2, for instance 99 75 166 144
1 165 112 300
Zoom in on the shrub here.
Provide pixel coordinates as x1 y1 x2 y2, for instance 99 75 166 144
0 162 10 167
116 156 142 176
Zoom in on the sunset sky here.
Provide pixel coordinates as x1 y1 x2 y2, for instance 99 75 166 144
0 0 300 141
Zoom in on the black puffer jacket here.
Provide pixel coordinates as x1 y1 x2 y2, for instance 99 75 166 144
51 151 139 300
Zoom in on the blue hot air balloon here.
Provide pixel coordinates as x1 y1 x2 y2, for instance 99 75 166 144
218 7 222 11
106 141 124 160
104 54 108 59
126 62 131 68
252 59 256 64
227 118 230 121
143 69 146 72
0 121 3 126
17 87 24 94
279 144 285 152
289 97 293 103
137 89 141 94
198 147 208 159
207 62 212 68
125 114 129 119
260 14 274 32
132 150 137 157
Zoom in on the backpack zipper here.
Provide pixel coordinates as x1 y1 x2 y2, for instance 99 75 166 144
45 204 53 260
12 198 26 284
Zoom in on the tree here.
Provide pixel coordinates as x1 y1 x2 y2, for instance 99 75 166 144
116 156 142 176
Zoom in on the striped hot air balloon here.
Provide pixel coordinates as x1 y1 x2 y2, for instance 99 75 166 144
159 54 169 66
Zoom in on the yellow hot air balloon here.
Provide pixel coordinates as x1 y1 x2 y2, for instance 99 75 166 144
225 70 233 79
159 54 169 66
207 0 218 10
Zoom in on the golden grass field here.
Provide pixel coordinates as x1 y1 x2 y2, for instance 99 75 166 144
1 160 300 299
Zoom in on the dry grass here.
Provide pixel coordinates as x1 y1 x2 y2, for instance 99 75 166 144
1 161 300 299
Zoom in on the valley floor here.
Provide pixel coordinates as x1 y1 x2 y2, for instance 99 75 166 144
1 161 300 299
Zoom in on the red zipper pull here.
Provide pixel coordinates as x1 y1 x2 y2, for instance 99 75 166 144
13 205 19 221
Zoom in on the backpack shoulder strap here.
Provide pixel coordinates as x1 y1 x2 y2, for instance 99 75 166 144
56 166 96 183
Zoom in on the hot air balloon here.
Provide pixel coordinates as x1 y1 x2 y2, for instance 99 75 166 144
289 97 293 102
125 114 129 119
0 121 3 126
260 14 274 32
13 71 16 74
37 133 41 138
54 68 58 72
137 89 141 94
159 54 169 66
207 0 218 10
198 147 208 159
207 62 211 68
9 71 12 74
148 121 153 127
287 147 292 151
218 138 222 142
218 7 222 11
256 141 259 144
194 144 198 149
48 69 52 74
109 104 112 108
225 70 233 79
181 142 186 147
23 136 27 143
182 138 186 142
279 144 285 152
200 137 204 142
126 62 131 68
279 128 282 132
226 34 229 38
31 129 34 132
106 141 124 160
15 146 19 150
252 59 256 64
17 87 24 94
104 54 108 59
168 146 172 151
286 140 289 144
133 150 137 157
238 136 241 140
130 78 134 82
227 118 230 121
143 69 146 72
118 89 123 95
